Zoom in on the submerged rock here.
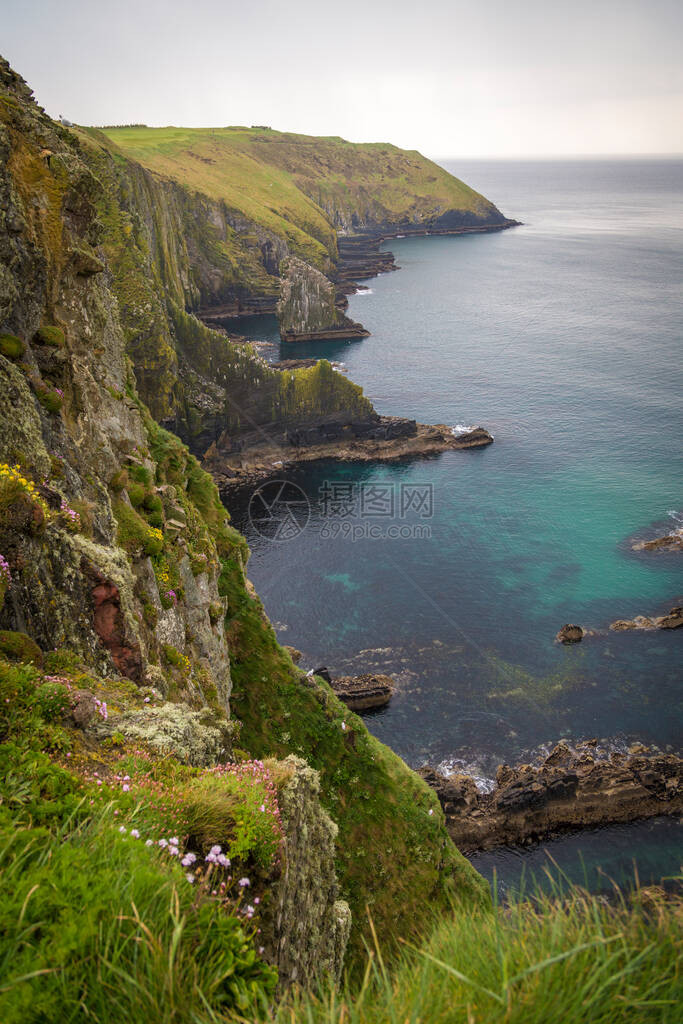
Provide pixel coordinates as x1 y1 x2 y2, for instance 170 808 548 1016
631 531 682 553
610 606 683 632
331 673 395 711
555 624 585 644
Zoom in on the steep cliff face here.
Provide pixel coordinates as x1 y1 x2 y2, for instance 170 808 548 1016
0 57 235 709
260 756 351 988
94 124 516 346
67 129 375 451
277 255 369 341
0 56 489 982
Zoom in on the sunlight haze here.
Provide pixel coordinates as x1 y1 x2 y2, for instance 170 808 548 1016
2 0 682 158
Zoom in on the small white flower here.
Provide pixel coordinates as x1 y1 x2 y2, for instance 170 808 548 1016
341 722 347 731
118 825 126 834
428 808 434 816
239 877 250 887
186 873 195 884
145 839 154 847
130 828 140 838
158 838 168 848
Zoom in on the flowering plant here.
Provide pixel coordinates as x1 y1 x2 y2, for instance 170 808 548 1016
0 553 10 609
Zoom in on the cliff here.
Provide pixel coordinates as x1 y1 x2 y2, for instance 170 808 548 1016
0 53 488 1002
88 123 516 343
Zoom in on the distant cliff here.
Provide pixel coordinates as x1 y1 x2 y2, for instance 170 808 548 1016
88 123 516 343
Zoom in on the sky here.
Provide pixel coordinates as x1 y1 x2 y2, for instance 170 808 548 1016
2 0 682 158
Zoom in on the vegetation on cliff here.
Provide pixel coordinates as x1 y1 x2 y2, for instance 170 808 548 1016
93 124 508 269
278 882 682 1023
1 54 678 1024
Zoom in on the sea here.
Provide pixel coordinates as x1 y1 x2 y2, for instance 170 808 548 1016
226 158 683 893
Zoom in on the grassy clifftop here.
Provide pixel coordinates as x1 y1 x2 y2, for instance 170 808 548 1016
92 125 508 267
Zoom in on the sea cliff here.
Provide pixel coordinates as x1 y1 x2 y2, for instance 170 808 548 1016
0 54 488 1011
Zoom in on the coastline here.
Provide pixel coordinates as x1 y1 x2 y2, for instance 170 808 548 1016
204 421 494 490
421 742 682 854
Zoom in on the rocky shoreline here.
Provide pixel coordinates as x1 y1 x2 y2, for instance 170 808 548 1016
204 420 494 489
420 741 682 854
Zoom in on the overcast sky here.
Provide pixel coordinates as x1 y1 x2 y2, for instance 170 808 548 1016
3 0 682 158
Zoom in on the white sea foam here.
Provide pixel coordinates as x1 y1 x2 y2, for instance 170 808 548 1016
355 288 373 295
450 423 478 437
436 757 496 794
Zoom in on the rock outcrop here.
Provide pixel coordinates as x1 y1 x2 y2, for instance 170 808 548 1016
331 673 395 711
610 606 683 632
421 743 683 853
633 533 682 552
259 757 351 989
555 624 585 644
207 421 494 490
277 256 369 342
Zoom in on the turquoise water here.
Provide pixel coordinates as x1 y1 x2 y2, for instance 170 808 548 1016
227 159 682 783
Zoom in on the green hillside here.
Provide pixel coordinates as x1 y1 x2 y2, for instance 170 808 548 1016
93 125 506 267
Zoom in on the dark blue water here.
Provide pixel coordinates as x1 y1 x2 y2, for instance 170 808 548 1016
226 158 683 883
469 817 682 901
228 158 682 783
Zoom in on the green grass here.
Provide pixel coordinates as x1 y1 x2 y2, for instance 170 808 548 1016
0 655 279 1022
275 882 682 1024
87 125 503 271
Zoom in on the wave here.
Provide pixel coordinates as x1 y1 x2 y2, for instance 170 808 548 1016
355 288 373 295
450 423 479 437
435 756 496 794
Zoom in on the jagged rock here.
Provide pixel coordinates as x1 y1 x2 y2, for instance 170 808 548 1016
331 673 395 711
555 624 585 644
610 606 683 632
278 255 370 342
69 689 98 728
449 426 494 448
632 531 682 552
88 567 143 681
421 746 683 853
259 757 351 988
284 645 302 664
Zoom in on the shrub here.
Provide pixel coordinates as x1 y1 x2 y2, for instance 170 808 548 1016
127 481 146 507
0 555 10 610
109 468 128 492
0 463 48 534
33 680 70 721
162 645 190 674
144 526 163 556
0 334 25 360
32 379 63 413
113 500 163 557
33 326 65 348
128 464 153 488
0 631 43 667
